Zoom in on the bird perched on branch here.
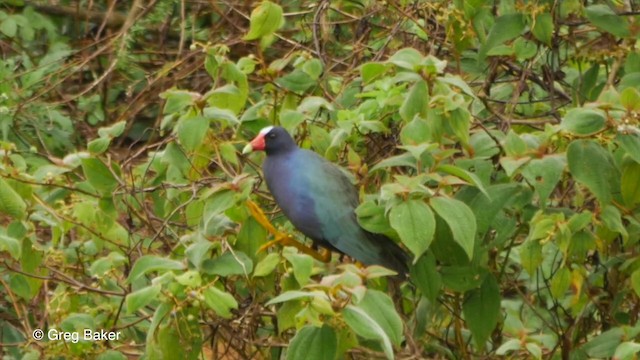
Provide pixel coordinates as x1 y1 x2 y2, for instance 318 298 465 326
243 126 409 274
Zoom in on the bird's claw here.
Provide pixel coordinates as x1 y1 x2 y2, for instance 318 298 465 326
246 200 332 263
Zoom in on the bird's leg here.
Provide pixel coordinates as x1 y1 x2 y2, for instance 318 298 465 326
245 200 332 262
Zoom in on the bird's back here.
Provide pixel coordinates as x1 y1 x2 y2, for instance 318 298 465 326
264 148 408 273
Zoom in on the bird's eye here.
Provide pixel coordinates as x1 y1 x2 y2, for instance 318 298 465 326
268 133 276 139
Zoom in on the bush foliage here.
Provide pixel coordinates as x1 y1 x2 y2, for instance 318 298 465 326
2 1 640 359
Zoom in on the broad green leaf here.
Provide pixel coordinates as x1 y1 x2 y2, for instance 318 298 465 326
620 87 640 111
267 290 327 305
389 199 435 259
521 155 565 206
81 158 119 194
253 253 281 277
0 234 21 259
96 350 127 360
580 326 640 358
202 251 253 277
174 270 202 287
203 286 238 319
342 305 394 360
287 325 337 360
400 116 429 145
357 290 403 346
284 252 313 286
126 255 185 284
560 108 606 135
613 342 640 360
360 62 388 83
520 240 542 275
276 70 316 92
436 164 489 198
622 161 640 207
355 200 394 235
126 284 161 314
160 89 198 114
430 197 476 260
441 266 485 292
532 12 553 45
97 121 127 138
585 4 630 38
463 275 500 349
409 252 441 302
87 137 111 154
601 205 628 242
177 115 209 151
243 1 284 40
480 14 525 60
302 59 323 79
550 267 571 298
387 48 423 70
399 80 429 122
0 178 26 220
567 140 617 205
617 133 640 164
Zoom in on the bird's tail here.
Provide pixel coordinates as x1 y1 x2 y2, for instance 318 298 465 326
366 231 410 275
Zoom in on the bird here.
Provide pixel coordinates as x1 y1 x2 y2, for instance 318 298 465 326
242 126 409 274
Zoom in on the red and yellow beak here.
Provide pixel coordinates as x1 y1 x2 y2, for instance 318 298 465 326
242 134 265 153
242 126 273 154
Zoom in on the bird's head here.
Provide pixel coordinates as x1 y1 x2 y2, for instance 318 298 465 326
242 126 296 155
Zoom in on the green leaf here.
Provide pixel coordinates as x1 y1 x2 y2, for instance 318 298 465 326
253 253 281 277
480 14 525 60
389 199 435 260
620 87 640 111
360 62 388 83
177 115 209 151
430 197 476 260
126 255 185 284
601 205 628 242
284 252 313 286
342 305 394 360
521 155 565 206
0 17 17 37
202 251 254 277
399 80 429 122
266 290 327 305
614 342 640 360
96 350 127 360
243 1 284 40
0 178 27 220
567 140 617 205
585 5 630 38
532 12 553 45
126 284 161 314
409 252 441 302
357 290 403 346
560 108 606 135
97 121 127 138
617 134 640 164
622 161 640 207
81 158 119 194
463 275 500 349
437 164 489 198
302 59 323 79
87 137 111 154
287 325 337 360
550 267 571 298
520 240 542 275
0 234 21 259
387 48 423 70
276 70 316 92
203 286 238 319
161 89 198 114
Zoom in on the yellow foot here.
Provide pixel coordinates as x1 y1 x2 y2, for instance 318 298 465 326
246 200 332 263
